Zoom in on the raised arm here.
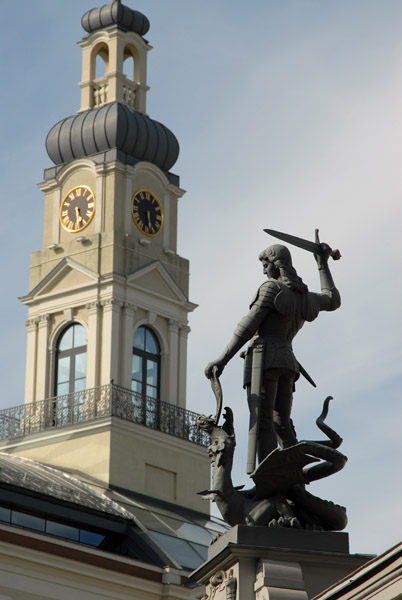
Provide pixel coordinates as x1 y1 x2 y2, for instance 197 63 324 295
314 243 341 311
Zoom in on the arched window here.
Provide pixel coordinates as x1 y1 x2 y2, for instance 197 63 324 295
123 54 135 80
55 324 87 397
95 54 107 79
94 44 109 79
132 326 160 399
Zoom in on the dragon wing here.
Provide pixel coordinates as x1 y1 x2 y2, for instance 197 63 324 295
251 444 318 500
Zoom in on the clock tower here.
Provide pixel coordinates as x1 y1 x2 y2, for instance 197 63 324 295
9 0 209 513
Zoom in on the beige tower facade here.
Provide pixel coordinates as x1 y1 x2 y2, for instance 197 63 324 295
23 19 194 409
1 0 210 514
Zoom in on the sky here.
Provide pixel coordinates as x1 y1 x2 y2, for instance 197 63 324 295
1 0 402 557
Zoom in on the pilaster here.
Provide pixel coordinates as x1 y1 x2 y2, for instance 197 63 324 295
36 314 50 402
178 324 190 409
94 163 106 233
121 302 136 388
254 559 309 600
86 301 101 388
100 298 123 385
162 191 171 253
167 320 179 405
24 318 38 405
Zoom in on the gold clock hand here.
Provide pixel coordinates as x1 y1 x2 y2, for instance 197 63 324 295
75 206 83 225
146 210 152 227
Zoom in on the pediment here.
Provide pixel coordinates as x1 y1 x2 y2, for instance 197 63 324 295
127 262 194 308
23 258 99 301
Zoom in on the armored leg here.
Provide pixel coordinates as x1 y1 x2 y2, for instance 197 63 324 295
273 372 298 448
257 375 279 462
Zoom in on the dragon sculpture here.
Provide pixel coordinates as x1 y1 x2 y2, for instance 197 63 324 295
197 395 347 531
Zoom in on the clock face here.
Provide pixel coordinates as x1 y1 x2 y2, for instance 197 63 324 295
131 190 163 237
60 186 95 233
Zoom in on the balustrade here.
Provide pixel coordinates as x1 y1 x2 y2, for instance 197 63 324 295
0 385 209 447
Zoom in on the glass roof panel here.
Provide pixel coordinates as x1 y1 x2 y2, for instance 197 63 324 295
122 504 214 546
122 505 173 535
104 488 231 566
149 530 204 570
176 522 213 545
189 541 208 561
205 519 230 534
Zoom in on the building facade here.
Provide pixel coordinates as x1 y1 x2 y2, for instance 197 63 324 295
0 2 223 598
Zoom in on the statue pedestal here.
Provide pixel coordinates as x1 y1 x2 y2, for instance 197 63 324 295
191 526 371 599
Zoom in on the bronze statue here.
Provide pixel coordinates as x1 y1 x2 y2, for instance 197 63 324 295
205 231 340 474
200 230 347 531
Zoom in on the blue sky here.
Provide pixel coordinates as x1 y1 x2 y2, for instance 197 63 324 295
1 1 402 556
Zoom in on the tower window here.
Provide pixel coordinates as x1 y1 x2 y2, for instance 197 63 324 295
94 44 109 79
55 324 87 397
132 326 160 399
123 54 135 80
95 54 107 79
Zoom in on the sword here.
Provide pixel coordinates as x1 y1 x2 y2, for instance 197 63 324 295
264 228 341 261
298 362 316 388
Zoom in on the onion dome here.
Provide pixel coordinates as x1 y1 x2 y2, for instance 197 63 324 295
46 102 179 172
82 1 150 37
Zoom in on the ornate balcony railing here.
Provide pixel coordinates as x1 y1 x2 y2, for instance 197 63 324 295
0 385 209 447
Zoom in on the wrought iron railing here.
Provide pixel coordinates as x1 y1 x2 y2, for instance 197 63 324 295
0 384 209 447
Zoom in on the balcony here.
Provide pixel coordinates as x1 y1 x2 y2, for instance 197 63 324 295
0 384 209 447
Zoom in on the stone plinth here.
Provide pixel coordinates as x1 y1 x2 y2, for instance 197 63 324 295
191 526 372 600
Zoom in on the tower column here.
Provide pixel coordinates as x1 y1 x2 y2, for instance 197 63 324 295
86 301 101 389
167 320 179 405
177 325 190 409
162 191 172 253
36 314 50 402
134 47 149 114
105 30 125 106
121 303 136 388
100 299 123 385
24 318 38 405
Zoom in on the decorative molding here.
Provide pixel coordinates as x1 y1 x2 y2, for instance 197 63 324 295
85 301 101 313
179 324 191 335
126 260 198 312
38 314 50 326
25 318 39 329
167 182 186 198
202 569 237 600
254 559 308 600
147 311 156 325
123 302 137 314
168 319 179 332
99 160 128 177
63 308 73 322
100 298 124 310
21 257 99 303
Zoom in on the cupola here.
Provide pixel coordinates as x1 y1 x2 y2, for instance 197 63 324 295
45 0 179 171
